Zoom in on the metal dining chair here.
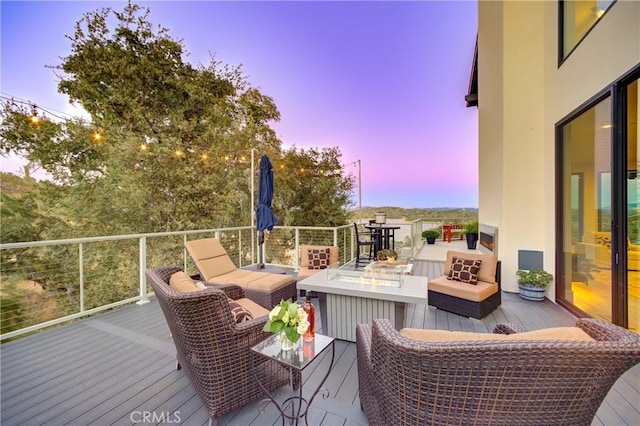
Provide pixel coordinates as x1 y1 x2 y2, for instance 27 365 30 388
354 223 376 266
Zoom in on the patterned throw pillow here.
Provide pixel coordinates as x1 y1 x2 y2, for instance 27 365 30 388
447 257 483 285
308 248 330 270
595 234 611 248
227 297 253 323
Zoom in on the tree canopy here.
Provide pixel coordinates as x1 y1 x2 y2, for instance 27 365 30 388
1 1 354 242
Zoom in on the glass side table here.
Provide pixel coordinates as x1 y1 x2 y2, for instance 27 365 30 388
251 333 335 425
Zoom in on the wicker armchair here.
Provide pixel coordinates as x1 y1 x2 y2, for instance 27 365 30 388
357 318 640 426
146 266 295 426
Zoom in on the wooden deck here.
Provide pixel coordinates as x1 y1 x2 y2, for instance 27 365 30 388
1 259 638 426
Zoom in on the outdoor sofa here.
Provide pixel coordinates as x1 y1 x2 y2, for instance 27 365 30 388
428 250 501 319
297 244 340 282
357 318 640 426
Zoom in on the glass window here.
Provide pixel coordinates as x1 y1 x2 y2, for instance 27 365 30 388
561 0 615 61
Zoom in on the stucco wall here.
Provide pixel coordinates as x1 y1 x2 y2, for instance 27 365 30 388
477 0 640 298
477 0 504 259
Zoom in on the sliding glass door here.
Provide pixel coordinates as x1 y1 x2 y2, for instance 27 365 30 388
558 68 639 332
626 78 638 332
559 97 613 322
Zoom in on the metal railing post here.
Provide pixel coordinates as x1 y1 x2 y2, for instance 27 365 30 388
79 243 84 313
294 228 300 271
239 230 243 267
137 236 149 305
183 234 188 272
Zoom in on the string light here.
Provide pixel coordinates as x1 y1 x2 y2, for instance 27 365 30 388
1 93 77 122
2 94 297 169
30 105 40 124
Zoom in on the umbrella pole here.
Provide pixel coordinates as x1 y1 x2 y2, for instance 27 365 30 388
258 231 265 269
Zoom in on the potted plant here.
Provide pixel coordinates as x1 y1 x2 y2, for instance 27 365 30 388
376 249 397 262
464 220 479 249
374 212 387 224
422 229 440 245
516 269 553 301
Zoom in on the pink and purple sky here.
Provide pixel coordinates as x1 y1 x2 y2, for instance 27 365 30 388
1 1 478 208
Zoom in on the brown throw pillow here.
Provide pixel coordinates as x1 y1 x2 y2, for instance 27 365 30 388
227 297 253 323
308 248 330 270
447 257 483 285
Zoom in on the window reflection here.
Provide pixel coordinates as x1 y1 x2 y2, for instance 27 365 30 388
562 0 615 61
561 96 612 322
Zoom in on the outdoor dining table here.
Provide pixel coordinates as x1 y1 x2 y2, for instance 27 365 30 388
364 224 400 252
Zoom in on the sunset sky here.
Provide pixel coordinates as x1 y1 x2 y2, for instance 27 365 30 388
1 1 478 208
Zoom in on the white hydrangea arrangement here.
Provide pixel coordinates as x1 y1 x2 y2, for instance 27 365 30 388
263 300 310 344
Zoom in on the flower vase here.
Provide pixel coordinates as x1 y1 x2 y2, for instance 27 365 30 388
279 331 297 351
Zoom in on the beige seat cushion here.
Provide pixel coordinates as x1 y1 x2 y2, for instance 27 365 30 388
209 270 294 291
243 273 295 291
185 238 238 281
169 271 205 292
207 269 254 285
297 267 317 282
429 275 498 302
401 327 594 342
444 250 498 283
234 297 270 318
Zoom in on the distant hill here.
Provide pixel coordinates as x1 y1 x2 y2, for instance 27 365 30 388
1 172 37 195
350 206 478 222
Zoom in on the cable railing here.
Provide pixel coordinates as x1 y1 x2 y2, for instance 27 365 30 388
0 218 433 341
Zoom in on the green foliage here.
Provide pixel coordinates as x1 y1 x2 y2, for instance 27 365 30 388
275 146 354 226
422 229 440 239
352 207 478 223
629 208 639 243
464 219 479 234
516 269 553 289
376 249 398 261
0 296 25 334
263 300 309 343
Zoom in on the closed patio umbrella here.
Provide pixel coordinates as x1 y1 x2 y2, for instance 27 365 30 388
256 154 277 269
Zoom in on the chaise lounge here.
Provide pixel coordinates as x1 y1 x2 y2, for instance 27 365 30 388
357 318 640 426
185 238 297 309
